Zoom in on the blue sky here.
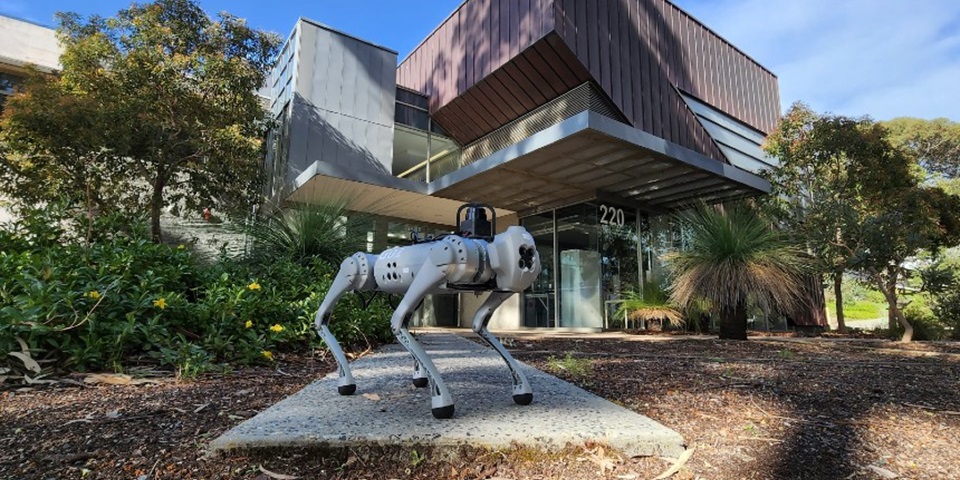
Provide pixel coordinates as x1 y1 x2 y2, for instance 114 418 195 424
2 0 958 121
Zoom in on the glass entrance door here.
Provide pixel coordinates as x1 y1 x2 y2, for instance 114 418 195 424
599 206 639 328
521 202 641 330
555 204 601 328
521 212 555 327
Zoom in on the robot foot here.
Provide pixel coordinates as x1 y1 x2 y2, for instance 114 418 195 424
513 393 533 405
337 384 357 395
412 377 429 388
431 404 455 419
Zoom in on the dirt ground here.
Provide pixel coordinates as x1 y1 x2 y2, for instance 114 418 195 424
2 333 959 480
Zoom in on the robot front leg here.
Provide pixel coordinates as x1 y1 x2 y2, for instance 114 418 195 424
314 256 366 395
471 291 534 405
390 264 455 419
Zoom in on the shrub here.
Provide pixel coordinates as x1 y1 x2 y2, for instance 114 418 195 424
546 352 593 378
886 301 946 341
615 282 685 330
932 289 960 340
0 207 394 376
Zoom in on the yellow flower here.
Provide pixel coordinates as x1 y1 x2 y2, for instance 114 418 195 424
247 282 261 291
244 320 253 329
86 290 101 300
269 324 284 333
261 350 274 361
153 297 167 309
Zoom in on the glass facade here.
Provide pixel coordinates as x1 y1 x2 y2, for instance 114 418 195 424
393 87 460 181
521 201 653 329
0 71 23 113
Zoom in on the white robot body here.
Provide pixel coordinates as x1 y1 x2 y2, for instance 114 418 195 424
314 211 542 419
371 227 539 295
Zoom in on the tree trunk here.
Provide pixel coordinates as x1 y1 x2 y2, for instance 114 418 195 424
719 302 749 340
875 272 912 342
833 273 847 333
150 179 164 244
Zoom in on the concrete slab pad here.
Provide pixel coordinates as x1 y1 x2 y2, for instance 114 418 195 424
209 333 685 458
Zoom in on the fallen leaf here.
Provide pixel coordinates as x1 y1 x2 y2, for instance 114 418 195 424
866 465 898 479
83 373 162 385
9 352 41 373
193 402 211 413
362 393 381 401
258 465 298 479
23 374 58 385
654 447 696 480
63 416 94 426
85 373 132 385
106 410 120 419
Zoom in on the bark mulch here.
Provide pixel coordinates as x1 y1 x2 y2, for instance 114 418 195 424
2 334 959 479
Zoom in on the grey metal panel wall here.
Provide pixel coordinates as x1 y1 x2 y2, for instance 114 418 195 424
286 19 397 184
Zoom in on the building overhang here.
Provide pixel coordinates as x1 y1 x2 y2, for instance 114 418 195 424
286 111 770 224
429 111 771 215
287 160 515 226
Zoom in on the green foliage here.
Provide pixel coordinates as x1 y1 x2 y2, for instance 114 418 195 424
764 103 960 341
882 117 960 179
546 353 593 378
886 302 945 341
615 282 684 328
244 200 366 267
664 203 808 340
0 207 393 375
921 250 960 339
933 290 960 340
0 0 281 242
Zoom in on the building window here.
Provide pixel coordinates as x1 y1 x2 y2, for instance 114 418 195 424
521 202 643 329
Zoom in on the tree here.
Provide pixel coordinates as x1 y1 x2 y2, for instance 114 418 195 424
856 186 960 341
763 103 915 333
0 0 280 242
664 203 807 340
882 117 960 179
765 104 960 342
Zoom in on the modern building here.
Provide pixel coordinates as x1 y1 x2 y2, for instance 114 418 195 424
263 0 780 330
0 15 59 109
0 15 60 224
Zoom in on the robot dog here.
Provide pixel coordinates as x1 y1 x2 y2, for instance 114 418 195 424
314 204 541 419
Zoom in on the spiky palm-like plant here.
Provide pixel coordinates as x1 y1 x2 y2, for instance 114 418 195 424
245 200 363 266
664 204 807 340
615 282 685 329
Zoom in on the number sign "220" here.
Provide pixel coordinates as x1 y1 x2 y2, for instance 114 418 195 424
599 205 625 226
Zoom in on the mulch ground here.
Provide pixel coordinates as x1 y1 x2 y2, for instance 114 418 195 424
2 334 959 480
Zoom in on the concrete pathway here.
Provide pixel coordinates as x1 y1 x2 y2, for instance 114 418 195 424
210 333 685 458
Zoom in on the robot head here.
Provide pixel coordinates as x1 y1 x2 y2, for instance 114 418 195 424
488 226 541 291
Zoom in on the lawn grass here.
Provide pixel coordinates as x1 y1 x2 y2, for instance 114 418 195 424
827 300 884 320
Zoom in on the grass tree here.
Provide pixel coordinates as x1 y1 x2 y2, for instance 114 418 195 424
244 200 367 267
615 282 684 330
664 204 808 340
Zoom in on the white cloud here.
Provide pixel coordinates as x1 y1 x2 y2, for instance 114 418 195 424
673 0 960 120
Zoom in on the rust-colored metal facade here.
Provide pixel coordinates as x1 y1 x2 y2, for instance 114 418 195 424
396 0 779 164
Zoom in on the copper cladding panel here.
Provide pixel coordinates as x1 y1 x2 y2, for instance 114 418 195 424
398 0 779 161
